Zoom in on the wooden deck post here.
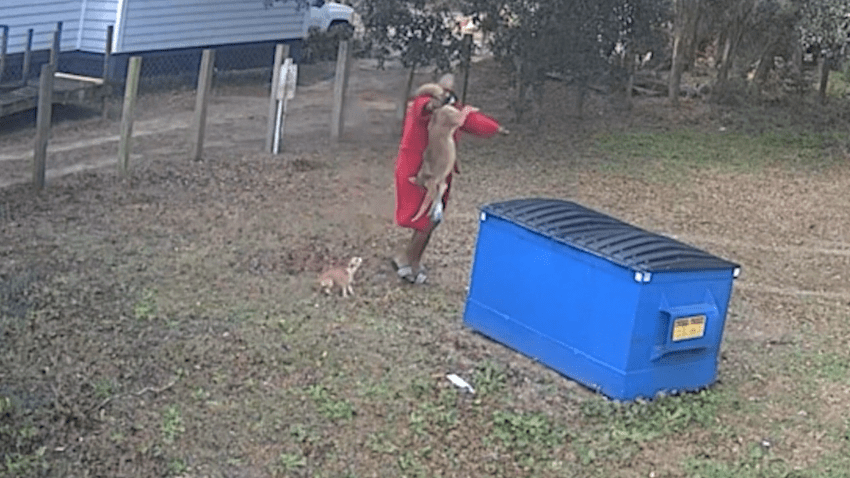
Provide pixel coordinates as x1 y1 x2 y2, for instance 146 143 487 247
331 40 352 141
22 29 33 86
118 57 142 174
101 25 113 120
189 49 215 161
49 22 63 67
33 63 55 191
0 25 8 85
265 44 289 152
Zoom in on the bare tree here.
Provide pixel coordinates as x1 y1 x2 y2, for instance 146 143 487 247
465 0 669 121
669 0 702 105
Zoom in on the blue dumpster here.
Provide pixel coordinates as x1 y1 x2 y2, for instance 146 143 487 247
463 198 740 401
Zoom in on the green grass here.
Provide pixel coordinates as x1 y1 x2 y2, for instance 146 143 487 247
594 128 837 180
307 384 356 422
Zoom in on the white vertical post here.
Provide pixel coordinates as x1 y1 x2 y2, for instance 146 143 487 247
266 44 289 152
272 58 297 154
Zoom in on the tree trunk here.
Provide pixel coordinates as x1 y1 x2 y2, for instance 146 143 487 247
716 32 736 84
790 41 804 96
626 53 636 111
398 63 416 134
514 59 526 123
669 0 701 105
753 41 777 86
712 0 759 99
818 56 830 105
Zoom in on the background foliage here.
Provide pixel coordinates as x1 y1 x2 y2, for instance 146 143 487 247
356 0 850 117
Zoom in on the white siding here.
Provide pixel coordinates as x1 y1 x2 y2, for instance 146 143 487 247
78 0 119 52
0 0 81 53
115 0 306 53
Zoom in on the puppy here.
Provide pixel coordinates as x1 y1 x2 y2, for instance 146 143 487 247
318 257 363 298
408 85 478 223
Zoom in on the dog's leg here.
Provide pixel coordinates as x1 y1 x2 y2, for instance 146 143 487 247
429 182 449 223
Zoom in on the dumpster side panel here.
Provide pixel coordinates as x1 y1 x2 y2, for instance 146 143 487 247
621 270 736 398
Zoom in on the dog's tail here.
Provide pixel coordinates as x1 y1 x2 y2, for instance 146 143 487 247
410 182 437 223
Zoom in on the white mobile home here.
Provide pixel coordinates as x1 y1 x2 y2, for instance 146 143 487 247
1 0 308 82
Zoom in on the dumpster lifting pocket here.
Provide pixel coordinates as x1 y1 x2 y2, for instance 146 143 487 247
651 300 718 361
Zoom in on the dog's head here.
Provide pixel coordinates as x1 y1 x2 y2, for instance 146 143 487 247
347 256 363 272
442 90 458 107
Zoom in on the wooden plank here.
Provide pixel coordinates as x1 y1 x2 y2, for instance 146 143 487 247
118 56 141 174
33 63 54 191
330 40 351 142
1 77 105 119
54 72 104 84
189 48 215 161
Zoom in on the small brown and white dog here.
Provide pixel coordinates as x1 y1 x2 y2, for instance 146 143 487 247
409 76 478 223
318 256 363 298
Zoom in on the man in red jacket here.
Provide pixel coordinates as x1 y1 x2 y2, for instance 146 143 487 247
391 74 507 284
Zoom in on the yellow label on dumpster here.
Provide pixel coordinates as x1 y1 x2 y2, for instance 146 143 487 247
672 315 706 341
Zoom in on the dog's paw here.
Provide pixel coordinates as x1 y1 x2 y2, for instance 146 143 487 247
430 201 444 224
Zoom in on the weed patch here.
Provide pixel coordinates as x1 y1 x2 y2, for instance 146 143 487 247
307 385 355 422
161 404 185 445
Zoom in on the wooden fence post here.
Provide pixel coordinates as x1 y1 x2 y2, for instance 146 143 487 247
118 56 142 174
331 40 352 141
33 63 55 191
266 44 289 152
190 49 215 161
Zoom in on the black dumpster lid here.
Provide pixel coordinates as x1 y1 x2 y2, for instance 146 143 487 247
480 198 739 274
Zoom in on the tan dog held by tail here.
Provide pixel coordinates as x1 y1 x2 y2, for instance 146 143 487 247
408 83 478 223
318 256 362 298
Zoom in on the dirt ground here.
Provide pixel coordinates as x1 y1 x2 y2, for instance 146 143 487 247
1 58 850 477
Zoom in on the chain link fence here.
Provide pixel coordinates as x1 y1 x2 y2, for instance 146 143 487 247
2 31 358 97
116 41 301 95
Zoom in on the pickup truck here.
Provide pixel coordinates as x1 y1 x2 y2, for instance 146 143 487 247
307 0 355 34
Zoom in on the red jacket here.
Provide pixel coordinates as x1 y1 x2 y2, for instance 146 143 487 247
394 94 501 231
